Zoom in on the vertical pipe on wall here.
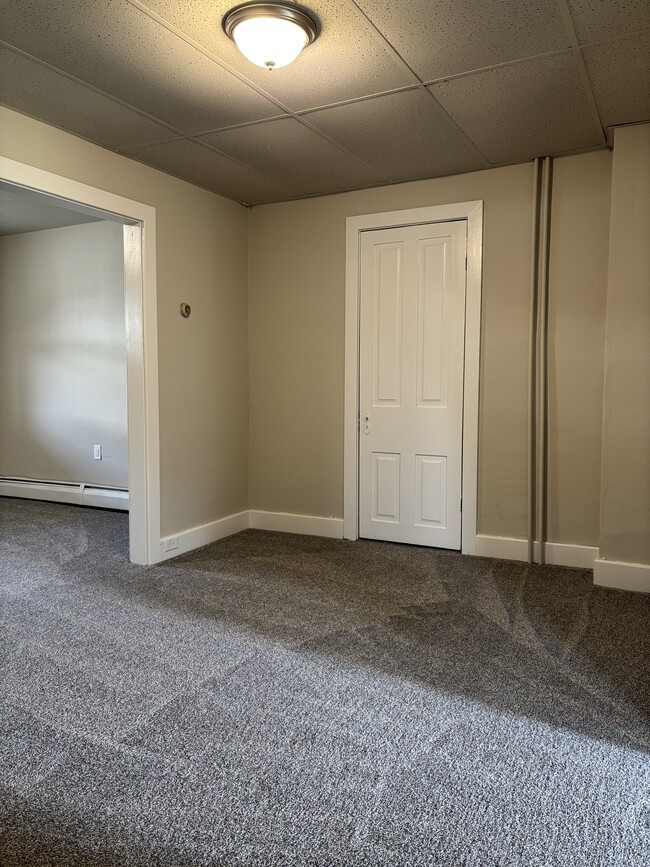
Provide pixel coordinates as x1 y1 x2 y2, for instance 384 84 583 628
537 157 553 566
528 159 542 564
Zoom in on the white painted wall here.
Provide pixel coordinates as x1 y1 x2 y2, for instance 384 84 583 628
0 221 128 487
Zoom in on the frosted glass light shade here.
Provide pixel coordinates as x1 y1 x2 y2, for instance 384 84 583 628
232 17 308 69
223 3 319 70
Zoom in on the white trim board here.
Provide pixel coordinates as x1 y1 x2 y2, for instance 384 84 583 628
159 511 249 560
594 559 650 594
344 201 483 555
475 534 598 569
158 510 343 560
249 510 344 539
0 157 160 565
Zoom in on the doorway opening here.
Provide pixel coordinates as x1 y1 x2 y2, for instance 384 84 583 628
344 201 483 555
0 157 160 565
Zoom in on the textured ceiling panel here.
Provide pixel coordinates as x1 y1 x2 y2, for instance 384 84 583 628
122 138 301 203
430 52 602 163
140 0 413 111
0 0 644 203
199 118 385 195
566 0 650 44
304 89 486 181
0 47 176 152
354 0 569 81
582 30 650 127
1 0 280 133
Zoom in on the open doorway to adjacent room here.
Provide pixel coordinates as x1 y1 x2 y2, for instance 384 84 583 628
0 159 160 564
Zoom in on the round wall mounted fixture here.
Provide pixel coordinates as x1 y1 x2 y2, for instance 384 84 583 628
223 2 319 70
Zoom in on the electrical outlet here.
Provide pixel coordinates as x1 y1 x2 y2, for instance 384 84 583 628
162 538 178 552
93 444 102 460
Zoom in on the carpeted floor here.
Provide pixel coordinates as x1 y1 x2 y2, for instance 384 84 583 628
0 498 648 866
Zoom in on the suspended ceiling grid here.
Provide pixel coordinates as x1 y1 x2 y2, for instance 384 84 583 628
0 0 648 205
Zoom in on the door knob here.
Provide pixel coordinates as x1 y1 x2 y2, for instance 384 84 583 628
363 413 370 435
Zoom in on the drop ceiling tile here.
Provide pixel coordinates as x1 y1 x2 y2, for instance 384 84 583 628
355 0 569 81
123 138 301 203
198 118 385 195
303 89 486 182
1 0 280 133
430 52 602 164
0 47 176 151
567 0 650 44
582 30 650 127
134 0 414 111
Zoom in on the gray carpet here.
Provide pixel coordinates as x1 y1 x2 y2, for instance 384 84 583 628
0 498 648 867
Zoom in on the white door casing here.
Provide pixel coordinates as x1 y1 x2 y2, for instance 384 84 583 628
344 201 483 555
358 221 467 548
0 156 160 565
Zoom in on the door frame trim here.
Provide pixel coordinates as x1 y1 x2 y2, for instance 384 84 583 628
344 201 483 554
0 156 160 565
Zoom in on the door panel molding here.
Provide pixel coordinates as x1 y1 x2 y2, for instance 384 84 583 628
344 201 483 555
358 221 465 549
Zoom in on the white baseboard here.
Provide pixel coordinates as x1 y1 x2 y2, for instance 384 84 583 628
157 510 249 562
0 479 129 511
249 510 344 539
474 534 598 569
544 541 599 569
593 559 650 594
157 509 344 563
157 518 593 566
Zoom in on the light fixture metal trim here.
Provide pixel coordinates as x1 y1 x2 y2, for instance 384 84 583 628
223 2 320 49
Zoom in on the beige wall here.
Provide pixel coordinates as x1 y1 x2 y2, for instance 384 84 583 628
600 123 650 564
547 152 612 545
249 152 613 543
0 107 249 537
0 221 128 487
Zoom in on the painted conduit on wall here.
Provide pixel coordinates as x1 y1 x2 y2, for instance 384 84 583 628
528 156 553 565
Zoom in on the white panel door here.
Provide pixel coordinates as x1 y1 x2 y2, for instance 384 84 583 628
358 220 467 549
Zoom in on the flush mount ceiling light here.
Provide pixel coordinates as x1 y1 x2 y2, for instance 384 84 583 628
223 2 319 70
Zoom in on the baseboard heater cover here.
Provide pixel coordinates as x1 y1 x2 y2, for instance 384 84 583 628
0 478 129 511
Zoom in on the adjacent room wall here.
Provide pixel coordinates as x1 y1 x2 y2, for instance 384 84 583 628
249 151 613 545
0 106 249 538
0 221 128 487
600 123 650 566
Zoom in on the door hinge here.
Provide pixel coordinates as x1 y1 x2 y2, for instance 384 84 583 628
460 498 463 512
